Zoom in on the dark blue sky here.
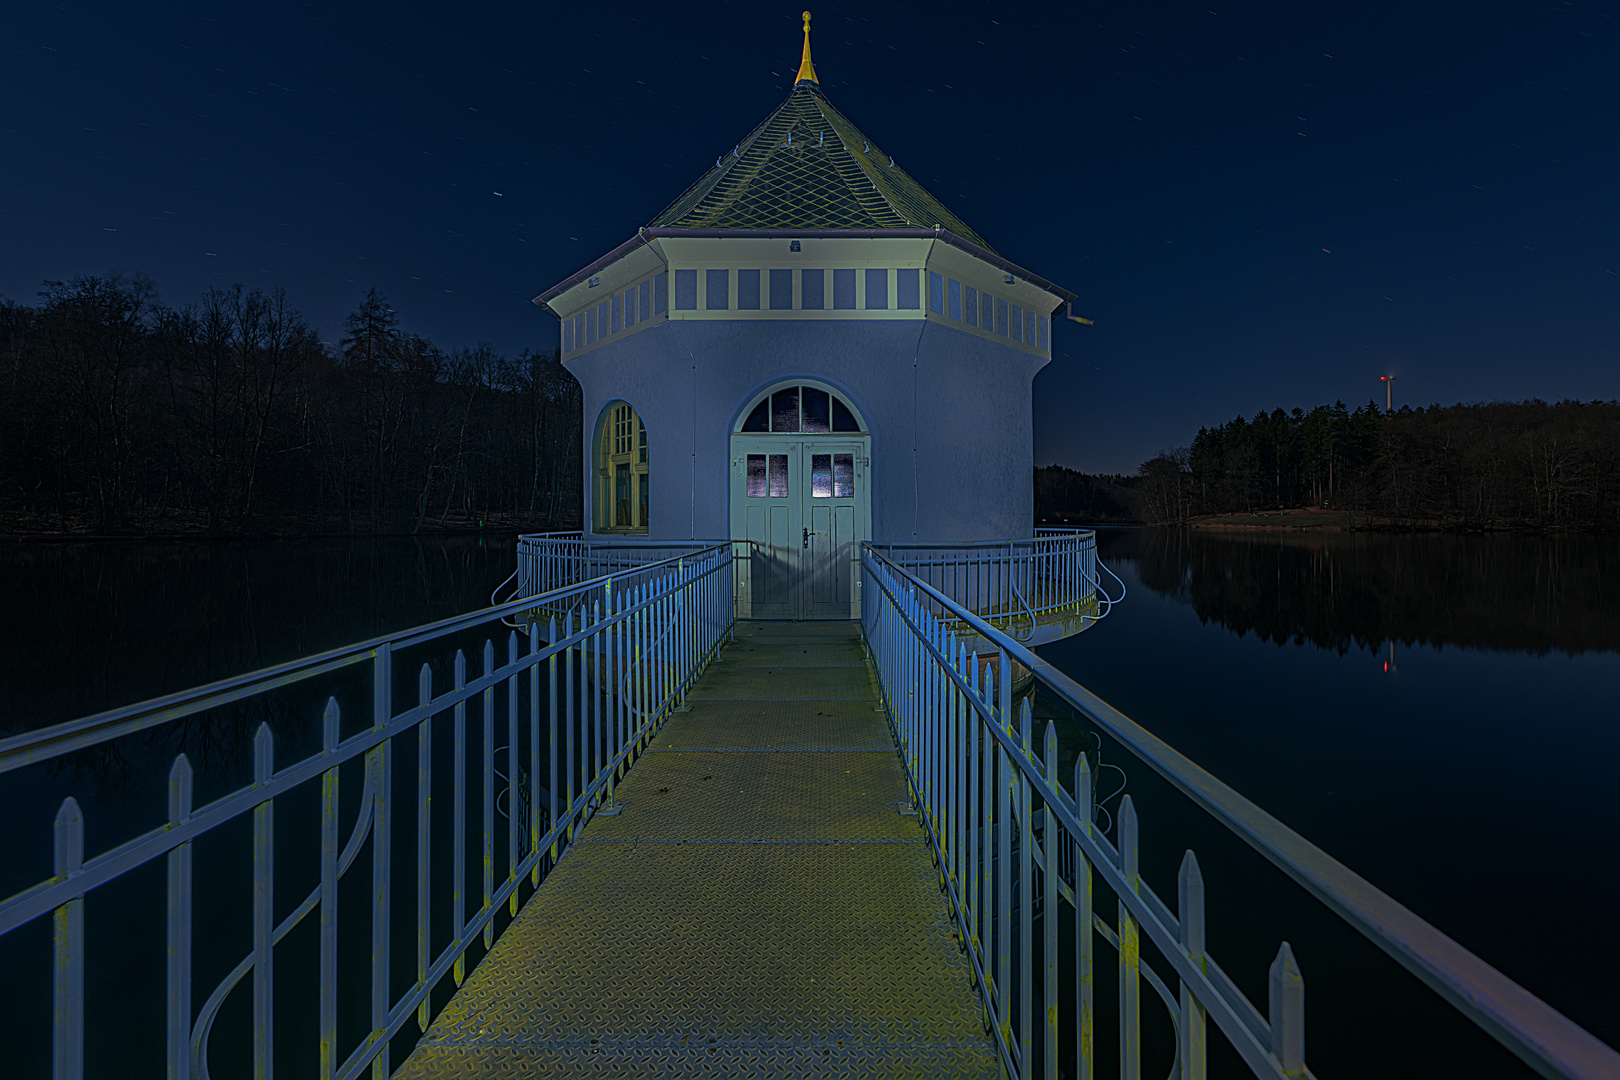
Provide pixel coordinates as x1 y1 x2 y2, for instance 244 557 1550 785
4 1 1617 473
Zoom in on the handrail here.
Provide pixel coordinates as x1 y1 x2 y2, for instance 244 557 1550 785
2 543 738 1080
868 530 1091 551
1078 547 1127 621
0 547 717 775
868 529 1105 633
861 542 1618 1080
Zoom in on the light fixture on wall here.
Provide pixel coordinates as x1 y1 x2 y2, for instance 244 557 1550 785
1003 273 1015 284
789 240 801 252
588 275 601 288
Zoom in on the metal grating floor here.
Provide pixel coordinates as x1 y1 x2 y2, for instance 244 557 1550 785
395 621 998 1079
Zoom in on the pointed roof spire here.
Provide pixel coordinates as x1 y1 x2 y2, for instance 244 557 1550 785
794 10 819 87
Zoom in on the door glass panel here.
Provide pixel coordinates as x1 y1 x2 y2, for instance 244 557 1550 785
746 454 767 497
638 472 649 524
833 454 853 497
810 454 832 497
770 388 800 432
767 454 789 497
801 388 830 432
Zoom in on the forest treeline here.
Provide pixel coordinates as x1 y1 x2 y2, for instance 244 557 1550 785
0 276 582 536
1034 466 1140 525
1135 399 1620 530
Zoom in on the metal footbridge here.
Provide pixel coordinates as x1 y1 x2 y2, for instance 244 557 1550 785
397 621 997 1078
1 531 1615 1080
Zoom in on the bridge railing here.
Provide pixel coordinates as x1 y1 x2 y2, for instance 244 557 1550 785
868 528 1120 638
860 543 1618 1080
0 544 735 1080
499 532 731 605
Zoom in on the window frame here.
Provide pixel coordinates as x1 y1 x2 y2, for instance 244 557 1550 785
597 402 651 534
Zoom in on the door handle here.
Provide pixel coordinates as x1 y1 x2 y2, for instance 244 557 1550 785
802 527 809 549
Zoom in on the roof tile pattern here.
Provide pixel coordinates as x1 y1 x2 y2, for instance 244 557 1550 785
649 87 995 253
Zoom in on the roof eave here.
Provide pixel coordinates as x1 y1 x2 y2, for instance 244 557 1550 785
533 226 1077 316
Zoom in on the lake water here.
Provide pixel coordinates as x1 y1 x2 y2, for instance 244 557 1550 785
1037 527 1620 1077
0 529 1615 1076
0 534 521 735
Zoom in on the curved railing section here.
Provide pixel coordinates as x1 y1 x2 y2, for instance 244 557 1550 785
0 545 736 1080
870 528 1119 643
860 542 1617 1080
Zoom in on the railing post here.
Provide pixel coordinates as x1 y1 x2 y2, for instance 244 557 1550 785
1118 794 1141 1080
1042 722 1059 1080
966 646 980 953
252 723 275 1080
997 711 1014 1059
978 650 994 980
452 649 467 986
1074 755 1094 1080
529 622 543 887
481 638 496 950
1018 698 1035 1079
166 755 193 1080
1269 942 1305 1077
1178 851 1207 1080
52 797 84 1080
369 640 393 1077
507 631 520 915
369 732 392 1077
318 699 340 1079
564 611 576 844
548 616 560 862
416 664 434 1033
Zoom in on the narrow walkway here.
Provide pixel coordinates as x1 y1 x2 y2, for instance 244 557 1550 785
397 621 998 1078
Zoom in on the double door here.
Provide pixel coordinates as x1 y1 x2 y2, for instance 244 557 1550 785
730 436 869 619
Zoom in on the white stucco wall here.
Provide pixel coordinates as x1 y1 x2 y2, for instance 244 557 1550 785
569 318 1047 544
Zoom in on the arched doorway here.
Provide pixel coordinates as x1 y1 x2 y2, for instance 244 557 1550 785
729 383 871 619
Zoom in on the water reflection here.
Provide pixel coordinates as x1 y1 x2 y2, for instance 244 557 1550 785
1037 526 1620 1072
1113 527 1620 654
0 534 520 734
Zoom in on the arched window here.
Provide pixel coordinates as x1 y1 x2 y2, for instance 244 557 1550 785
737 385 864 433
597 402 649 532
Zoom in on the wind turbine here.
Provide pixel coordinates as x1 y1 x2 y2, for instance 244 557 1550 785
1380 374 1397 413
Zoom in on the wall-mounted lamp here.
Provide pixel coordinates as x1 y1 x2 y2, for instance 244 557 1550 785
789 240 801 252
1003 273 1015 284
588 275 601 288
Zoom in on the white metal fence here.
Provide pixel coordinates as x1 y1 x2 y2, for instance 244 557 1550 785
860 542 1618 1080
869 528 1120 639
0 545 735 1080
498 532 730 605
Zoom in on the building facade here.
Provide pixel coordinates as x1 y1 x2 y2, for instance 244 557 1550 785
535 16 1078 617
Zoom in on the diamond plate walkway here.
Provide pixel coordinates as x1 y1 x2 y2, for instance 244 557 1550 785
396 621 999 1079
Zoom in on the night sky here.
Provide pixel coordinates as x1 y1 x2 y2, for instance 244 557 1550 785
5 1 1617 473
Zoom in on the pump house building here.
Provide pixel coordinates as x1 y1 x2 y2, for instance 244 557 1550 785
534 14 1083 621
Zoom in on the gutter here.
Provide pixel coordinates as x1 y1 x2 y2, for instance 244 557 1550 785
533 226 1082 317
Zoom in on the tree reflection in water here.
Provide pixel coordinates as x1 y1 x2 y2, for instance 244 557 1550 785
1116 527 1620 655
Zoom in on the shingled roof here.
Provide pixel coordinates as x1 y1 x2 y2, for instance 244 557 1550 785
648 83 997 253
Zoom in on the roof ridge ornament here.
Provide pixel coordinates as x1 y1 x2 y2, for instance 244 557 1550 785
794 10 819 86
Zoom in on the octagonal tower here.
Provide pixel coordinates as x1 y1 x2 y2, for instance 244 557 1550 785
534 14 1079 618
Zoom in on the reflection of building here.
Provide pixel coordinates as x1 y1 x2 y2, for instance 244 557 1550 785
534 15 1081 619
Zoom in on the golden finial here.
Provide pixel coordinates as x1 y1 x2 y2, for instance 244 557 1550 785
795 10 819 86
